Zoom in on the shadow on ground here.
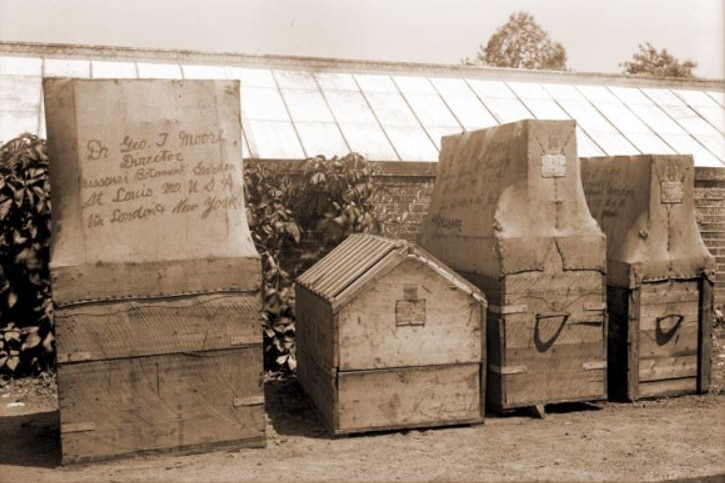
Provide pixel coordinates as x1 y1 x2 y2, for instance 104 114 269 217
264 377 328 439
0 410 61 468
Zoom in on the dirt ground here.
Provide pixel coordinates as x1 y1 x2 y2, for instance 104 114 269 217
1 327 724 483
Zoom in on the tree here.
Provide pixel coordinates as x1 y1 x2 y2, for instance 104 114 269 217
620 43 697 78
467 11 567 71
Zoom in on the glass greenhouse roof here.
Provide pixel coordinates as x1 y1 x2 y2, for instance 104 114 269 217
0 51 723 167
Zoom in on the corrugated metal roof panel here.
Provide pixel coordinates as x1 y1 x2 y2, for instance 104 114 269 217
297 233 485 309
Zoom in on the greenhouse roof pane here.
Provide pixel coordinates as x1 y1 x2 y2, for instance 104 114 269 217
575 127 605 157
137 62 182 79
520 98 570 120
0 56 42 76
641 87 685 106
467 79 516 99
315 72 358 91
430 77 475 97
281 89 334 123
338 122 398 160
575 85 619 103
587 130 640 155
241 86 290 121
624 132 676 155
482 97 532 124
225 67 276 87
91 60 137 78
244 119 305 159
542 83 586 101
403 92 460 128
675 89 721 107
426 125 465 150
660 132 723 166
295 121 350 158
354 73 397 93
694 106 724 134
507 82 550 100
393 75 437 95
623 102 685 135
589 100 650 133
181 64 227 79
274 69 318 90
0 76 42 112
557 99 617 133
322 89 377 124
0 110 38 143
44 58 91 78
365 91 419 126
706 90 724 107
438 93 498 130
385 125 438 161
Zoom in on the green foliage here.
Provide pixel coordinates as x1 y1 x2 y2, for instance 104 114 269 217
0 134 54 378
620 43 697 78
244 153 379 373
467 11 567 71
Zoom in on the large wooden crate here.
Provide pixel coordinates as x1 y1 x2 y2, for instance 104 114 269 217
296 234 487 435
44 79 264 463
581 155 714 401
419 120 608 411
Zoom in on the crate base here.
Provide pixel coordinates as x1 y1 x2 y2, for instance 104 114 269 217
58 346 265 464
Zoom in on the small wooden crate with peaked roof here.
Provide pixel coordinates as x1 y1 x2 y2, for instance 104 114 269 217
295 234 487 435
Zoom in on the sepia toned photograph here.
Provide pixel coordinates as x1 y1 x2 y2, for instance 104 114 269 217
0 1 723 481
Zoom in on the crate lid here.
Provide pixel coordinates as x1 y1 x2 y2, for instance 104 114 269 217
418 119 606 278
296 233 485 310
581 154 715 288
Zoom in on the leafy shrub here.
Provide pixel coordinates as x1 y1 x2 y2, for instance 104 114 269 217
244 153 379 372
0 134 54 377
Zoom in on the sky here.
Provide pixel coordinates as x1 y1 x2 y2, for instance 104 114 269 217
0 0 723 79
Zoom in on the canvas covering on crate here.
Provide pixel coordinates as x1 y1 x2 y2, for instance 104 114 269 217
296 234 487 435
419 119 608 411
581 154 715 400
44 78 264 463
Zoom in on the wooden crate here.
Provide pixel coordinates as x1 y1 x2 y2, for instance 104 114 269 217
43 78 265 463
419 120 609 411
607 280 712 400
296 234 486 435
55 294 265 464
581 155 715 401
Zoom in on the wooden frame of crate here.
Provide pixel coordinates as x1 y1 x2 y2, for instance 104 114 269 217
582 154 715 401
296 234 487 435
419 120 609 412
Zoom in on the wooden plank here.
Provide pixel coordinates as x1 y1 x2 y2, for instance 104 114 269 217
638 355 698 382
499 342 606 409
295 285 336 371
54 293 261 362
698 278 713 393
504 270 603 298
627 289 641 400
296 348 336 434
638 377 697 399
337 364 482 433
638 324 699 359
57 346 265 464
337 258 484 371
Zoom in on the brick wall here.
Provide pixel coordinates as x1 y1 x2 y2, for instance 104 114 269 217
250 160 725 305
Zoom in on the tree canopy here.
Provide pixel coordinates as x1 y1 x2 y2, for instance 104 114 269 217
466 11 567 71
620 43 697 78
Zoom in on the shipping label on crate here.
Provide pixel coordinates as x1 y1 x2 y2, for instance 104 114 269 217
44 79 259 303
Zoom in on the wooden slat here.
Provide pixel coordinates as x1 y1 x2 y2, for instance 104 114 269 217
638 377 697 399
639 355 698 382
296 349 336 434
337 364 483 433
337 258 484 371
57 347 265 464
55 293 261 363
500 342 606 408
504 270 603 297
638 324 699 359
295 285 336 371
698 278 713 393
